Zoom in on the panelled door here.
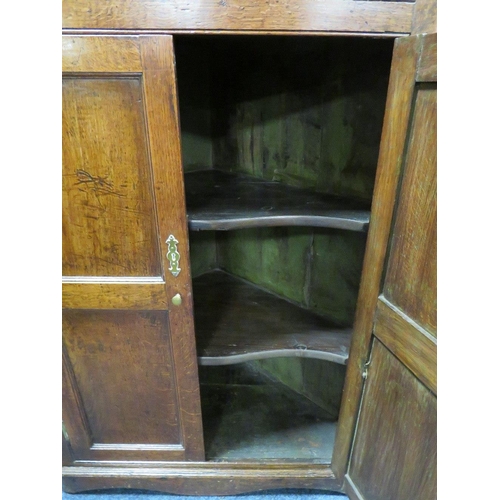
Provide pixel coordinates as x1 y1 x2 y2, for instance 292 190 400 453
338 33 437 500
62 35 204 463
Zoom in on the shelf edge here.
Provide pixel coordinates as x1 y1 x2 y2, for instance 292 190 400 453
198 348 349 366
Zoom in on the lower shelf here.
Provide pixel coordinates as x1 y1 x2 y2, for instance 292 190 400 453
200 364 336 462
193 270 352 365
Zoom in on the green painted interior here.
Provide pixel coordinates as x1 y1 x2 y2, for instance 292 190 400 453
217 227 311 307
175 38 213 172
251 358 347 419
188 231 217 278
176 35 393 422
308 229 367 326
210 36 393 201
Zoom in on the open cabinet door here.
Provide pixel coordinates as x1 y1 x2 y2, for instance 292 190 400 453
62 35 205 468
334 29 437 500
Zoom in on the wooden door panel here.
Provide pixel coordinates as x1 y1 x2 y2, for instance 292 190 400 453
63 310 180 445
62 77 161 277
62 35 204 464
383 85 437 337
373 298 436 394
342 31 437 499
348 339 437 500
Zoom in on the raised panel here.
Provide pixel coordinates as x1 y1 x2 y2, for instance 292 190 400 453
348 339 436 500
374 298 436 394
63 309 181 446
62 77 161 277
383 86 437 336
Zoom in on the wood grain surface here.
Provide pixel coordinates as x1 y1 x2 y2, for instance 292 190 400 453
63 0 413 35
62 77 161 277
63 310 181 445
411 0 437 35
62 35 205 464
347 340 436 500
62 36 142 72
338 33 437 496
62 281 168 309
185 170 370 232
383 84 437 336
374 298 437 394
62 463 341 495
210 36 393 202
193 271 352 365
332 35 422 480
416 32 437 82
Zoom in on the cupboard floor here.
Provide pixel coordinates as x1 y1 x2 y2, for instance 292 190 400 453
199 364 336 462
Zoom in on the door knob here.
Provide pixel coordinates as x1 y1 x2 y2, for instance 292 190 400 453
172 293 182 306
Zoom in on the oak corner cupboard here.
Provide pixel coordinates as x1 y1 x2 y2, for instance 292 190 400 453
62 1 437 498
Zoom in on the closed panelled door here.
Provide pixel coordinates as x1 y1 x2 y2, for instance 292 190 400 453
62 35 204 463
344 33 437 500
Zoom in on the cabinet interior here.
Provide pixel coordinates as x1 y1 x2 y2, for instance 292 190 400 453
175 35 393 462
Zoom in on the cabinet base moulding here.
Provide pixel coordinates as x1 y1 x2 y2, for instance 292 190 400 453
62 464 341 495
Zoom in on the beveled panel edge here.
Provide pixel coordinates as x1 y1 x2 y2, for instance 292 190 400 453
62 276 165 283
374 296 437 394
63 28 408 38
416 32 437 82
91 444 185 451
343 474 365 500
62 344 95 458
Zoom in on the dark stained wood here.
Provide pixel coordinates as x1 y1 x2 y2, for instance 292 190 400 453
209 36 393 203
62 344 93 459
176 35 389 344
200 364 336 461
193 271 351 365
62 34 205 464
253 358 346 420
62 462 341 495
417 32 437 82
63 310 182 457
185 170 370 232
347 339 437 500
332 34 422 480
343 476 364 500
202 35 391 337
62 430 73 466
411 0 437 35
383 85 437 336
339 33 437 497
374 298 437 394
63 0 413 35
174 39 213 172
